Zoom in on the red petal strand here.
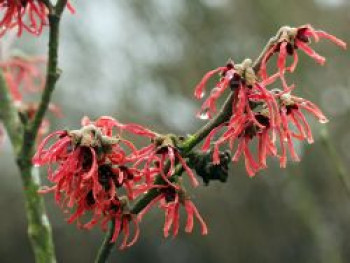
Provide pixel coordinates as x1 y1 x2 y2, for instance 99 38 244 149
281 108 299 162
111 216 122 243
243 137 259 176
298 100 328 123
278 41 288 74
189 201 208 235
286 134 300 162
67 2 76 14
289 111 306 139
316 31 347 49
176 151 199 187
184 200 194 233
126 217 140 248
279 72 290 91
262 72 279 86
172 203 180 237
266 134 277 156
38 185 57 194
201 124 224 151
232 138 245 162
83 215 100 230
277 128 287 168
137 194 163 221
159 154 180 190
32 130 68 165
258 132 267 168
119 218 130 250
294 109 314 144
213 143 221 164
167 147 176 178
122 123 156 138
295 40 326 65
163 205 175 238
259 46 276 80
303 25 320 42
287 51 299 73
194 67 227 99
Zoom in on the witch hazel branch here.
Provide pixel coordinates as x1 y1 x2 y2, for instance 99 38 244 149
33 24 346 261
0 2 346 262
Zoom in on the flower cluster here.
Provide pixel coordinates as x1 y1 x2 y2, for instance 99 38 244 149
195 25 346 176
0 53 59 143
34 116 207 248
31 24 346 252
0 54 46 101
138 182 208 238
0 0 75 37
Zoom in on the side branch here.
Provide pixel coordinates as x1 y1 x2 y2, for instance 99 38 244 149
95 26 286 263
128 26 285 224
94 221 116 263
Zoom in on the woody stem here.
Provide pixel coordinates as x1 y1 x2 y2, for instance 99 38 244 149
0 1 68 262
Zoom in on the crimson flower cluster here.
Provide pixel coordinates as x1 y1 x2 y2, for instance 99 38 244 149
0 53 60 143
34 116 207 249
30 24 346 250
0 54 46 101
0 0 75 37
195 25 346 176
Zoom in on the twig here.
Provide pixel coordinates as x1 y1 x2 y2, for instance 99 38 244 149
94 221 116 263
320 127 350 197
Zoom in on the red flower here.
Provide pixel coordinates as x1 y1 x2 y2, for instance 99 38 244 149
0 55 46 102
33 119 140 216
274 89 328 168
209 112 277 177
138 184 208 237
194 61 238 120
195 59 280 176
194 59 279 125
132 134 199 189
84 196 140 250
0 0 47 37
107 198 140 250
0 0 75 37
259 25 347 89
195 25 345 176
34 117 166 248
0 54 63 144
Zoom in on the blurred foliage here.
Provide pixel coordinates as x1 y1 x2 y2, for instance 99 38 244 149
1 0 350 262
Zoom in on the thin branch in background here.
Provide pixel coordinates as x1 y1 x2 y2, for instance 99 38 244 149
320 127 350 197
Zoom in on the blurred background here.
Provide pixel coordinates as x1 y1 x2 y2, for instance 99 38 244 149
1 0 350 262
